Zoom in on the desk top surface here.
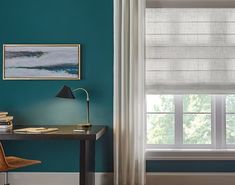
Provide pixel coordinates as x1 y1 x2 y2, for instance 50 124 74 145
0 125 107 141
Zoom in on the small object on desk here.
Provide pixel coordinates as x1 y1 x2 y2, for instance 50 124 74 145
56 85 92 128
0 121 12 125
73 129 85 132
0 113 13 132
13 127 59 134
0 116 13 122
0 124 12 132
0 112 8 118
0 112 8 115
0 112 14 128
77 123 92 129
0 123 13 132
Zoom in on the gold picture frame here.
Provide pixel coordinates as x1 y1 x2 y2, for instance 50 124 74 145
3 44 81 80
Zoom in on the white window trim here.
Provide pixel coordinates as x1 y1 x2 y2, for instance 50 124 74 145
146 95 235 160
145 5 235 160
146 95 215 150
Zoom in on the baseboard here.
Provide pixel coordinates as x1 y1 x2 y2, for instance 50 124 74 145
1 172 235 185
0 172 113 185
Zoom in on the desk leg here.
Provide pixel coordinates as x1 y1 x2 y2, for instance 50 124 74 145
80 140 95 185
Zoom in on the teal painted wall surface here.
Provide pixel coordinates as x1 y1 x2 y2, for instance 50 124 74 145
147 160 235 172
0 0 113 172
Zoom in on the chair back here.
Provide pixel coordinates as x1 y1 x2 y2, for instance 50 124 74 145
0 143 9 171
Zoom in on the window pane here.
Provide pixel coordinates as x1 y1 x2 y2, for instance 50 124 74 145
226 95 235 113
183 114 211 144
226 114 235 144
147 114 174 144
183 94 211 112
146 95 174 112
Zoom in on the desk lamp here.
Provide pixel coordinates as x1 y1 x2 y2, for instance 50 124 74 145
56 85 91 128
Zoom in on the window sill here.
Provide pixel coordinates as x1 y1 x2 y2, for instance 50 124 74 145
146 149 235 160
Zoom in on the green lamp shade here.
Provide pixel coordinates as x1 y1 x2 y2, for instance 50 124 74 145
56 85 75 99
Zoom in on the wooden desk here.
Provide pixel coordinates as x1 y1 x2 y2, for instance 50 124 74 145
0 125 107 185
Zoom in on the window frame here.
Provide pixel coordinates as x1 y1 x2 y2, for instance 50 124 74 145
145 95 235 160
225 95 235 148
145 6 235 159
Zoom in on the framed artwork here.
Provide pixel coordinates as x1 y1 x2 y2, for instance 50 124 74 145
3 44 81 80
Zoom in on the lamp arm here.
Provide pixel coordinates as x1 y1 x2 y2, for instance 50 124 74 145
73 88 90 101
72 88 90 124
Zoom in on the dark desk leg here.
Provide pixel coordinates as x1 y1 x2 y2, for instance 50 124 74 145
80 140 95 185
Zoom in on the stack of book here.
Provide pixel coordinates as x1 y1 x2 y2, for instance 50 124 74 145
0 112 13 132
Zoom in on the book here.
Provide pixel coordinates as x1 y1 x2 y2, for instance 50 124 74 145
0 116 13 122
0 112 8 116
0 123 12 132
0 128 12 132
0 122 12 125
0 113 8 118
13 127 59 134
0 125 12 128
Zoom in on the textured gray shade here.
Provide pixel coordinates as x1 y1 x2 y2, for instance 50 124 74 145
56 85 75 99
146 8 235 93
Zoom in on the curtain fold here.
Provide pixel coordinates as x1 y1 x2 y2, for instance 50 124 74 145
114 0 146 185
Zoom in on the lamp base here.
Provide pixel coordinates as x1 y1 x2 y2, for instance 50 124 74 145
76 123 92 129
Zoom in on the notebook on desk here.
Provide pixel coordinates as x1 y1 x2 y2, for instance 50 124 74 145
13 127 59 134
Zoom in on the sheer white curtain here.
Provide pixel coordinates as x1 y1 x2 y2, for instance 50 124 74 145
113 0 146 185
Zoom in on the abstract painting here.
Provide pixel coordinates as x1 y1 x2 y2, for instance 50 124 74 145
3 44 80 80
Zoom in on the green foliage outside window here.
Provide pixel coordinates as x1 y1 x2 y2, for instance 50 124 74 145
183 95 211 144
147 95 212 145
147 95 174 144
226 95 235 144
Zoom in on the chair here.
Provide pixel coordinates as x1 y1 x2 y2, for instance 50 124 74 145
0 142 41 185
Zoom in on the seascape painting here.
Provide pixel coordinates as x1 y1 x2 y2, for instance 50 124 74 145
3 44 80 80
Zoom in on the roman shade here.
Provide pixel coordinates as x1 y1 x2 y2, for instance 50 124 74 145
146 8 235 94
147 0 235 8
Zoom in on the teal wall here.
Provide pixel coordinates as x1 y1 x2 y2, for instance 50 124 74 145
147 160 235 172
0 0 113 172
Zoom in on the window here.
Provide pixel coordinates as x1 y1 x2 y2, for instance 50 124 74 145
147 95 175 145
145 7 235 159
226 95 235 144
146 95 235 159
146 94 232 149
183 95 212 145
